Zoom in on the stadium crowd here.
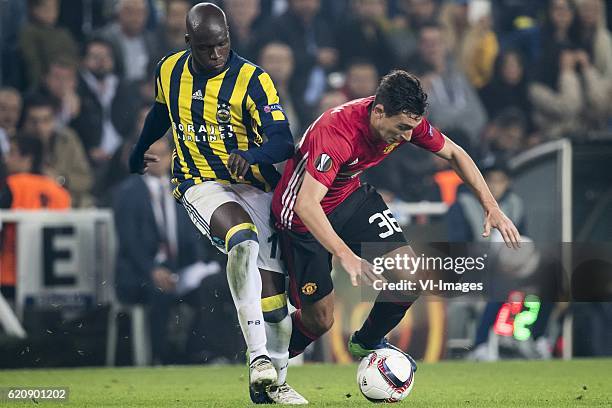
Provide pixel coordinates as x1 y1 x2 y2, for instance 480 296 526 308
1 0 612 207
1 0 612 363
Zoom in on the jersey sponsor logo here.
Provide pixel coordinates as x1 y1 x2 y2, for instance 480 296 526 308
348 158 359 166
171 121 236 142
315 153 333 172
301 282 318 295
216 102 231 124
263 103 284 113
192 89 204 101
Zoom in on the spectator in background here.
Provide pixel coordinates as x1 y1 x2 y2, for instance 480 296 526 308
479 50 532 125
224 0 262 62
336 0 396 75
576 0 612 124
448 159 525 243
341 60 379 100
315 90 349 117
0 135 70 209
0 88 22 156
155 0 191 56
528 0 583 138
113 136 232 364
480 108 528 163
261 0 338 121
577 0 612 78
0 136 71 296
18 0 78 90
20 96 94 207
258 41 301 138
396 0 439 30
440 0 499 89
36 58 80 127
98 0 157 81
410 23 487 144
72 38 140 169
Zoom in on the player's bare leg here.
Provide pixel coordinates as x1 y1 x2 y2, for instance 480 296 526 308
210 202 276 391
260 270 308 404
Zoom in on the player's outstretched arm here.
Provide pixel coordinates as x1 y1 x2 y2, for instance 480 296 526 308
434 135 521 248
293 173 372 286
128 102 171 174
228 123 295 179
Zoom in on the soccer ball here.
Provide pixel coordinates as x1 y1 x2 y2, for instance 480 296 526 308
357 349 415 403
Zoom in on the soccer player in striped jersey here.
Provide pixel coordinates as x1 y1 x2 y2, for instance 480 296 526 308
128 3 306 404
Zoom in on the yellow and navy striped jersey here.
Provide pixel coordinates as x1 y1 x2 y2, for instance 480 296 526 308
154 50 288 198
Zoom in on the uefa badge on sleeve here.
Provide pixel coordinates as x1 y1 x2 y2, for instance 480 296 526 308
315 153 333 172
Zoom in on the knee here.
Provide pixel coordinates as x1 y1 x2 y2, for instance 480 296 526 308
304 304 334 336
262 293 289 323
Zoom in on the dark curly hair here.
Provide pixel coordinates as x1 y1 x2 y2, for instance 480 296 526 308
374 70 428 117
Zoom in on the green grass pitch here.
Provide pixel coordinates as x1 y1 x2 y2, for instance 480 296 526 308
1 359 610 407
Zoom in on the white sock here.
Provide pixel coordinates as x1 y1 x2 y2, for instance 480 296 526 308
265 314 292 385
226 240 268 363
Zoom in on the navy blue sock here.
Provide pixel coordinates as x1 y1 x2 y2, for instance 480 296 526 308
355 300 413 347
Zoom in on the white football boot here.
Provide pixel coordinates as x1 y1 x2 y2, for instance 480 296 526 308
267 383 309 405
249 356 278 390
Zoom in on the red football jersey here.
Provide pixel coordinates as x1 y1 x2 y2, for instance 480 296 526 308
272 96 445 232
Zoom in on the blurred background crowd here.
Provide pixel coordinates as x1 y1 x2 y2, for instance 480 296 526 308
1 0 611 367
1 0 612 208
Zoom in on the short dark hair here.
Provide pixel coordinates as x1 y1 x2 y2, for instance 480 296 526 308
374 70 428 117
22 93 57 124
493 107 527 131
13 135 44 174
481 158 511 178
82 36 115 57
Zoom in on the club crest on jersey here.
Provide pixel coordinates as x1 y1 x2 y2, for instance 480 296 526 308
301 282 317 295
217 102 231 124
384 142 400 154
315 153 333 172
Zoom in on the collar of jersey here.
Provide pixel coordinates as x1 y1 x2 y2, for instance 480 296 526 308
186 50 235 79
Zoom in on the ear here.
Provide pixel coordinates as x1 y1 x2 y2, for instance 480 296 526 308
373 104 385 118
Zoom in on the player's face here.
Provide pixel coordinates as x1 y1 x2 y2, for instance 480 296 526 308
186 24 231 75
371 105 422 144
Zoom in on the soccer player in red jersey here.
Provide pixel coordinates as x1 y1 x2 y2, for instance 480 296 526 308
270 70 521 363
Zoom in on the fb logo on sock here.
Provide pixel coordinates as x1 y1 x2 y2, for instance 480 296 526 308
248 320 261 325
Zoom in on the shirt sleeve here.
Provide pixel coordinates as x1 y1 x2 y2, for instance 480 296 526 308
303 125 353 189
154 57 167 104
246 70 288 130
410 118 445 152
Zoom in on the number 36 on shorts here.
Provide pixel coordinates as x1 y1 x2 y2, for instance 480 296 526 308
369 209 402 238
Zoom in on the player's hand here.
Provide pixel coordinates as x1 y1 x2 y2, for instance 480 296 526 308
333 252 375 287
482 207 521 249
227 151 251 180
129 146 159 174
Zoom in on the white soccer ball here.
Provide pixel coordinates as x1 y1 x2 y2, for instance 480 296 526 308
357 349 415 403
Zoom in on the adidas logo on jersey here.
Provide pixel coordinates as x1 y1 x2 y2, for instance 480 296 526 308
192 90 204 101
